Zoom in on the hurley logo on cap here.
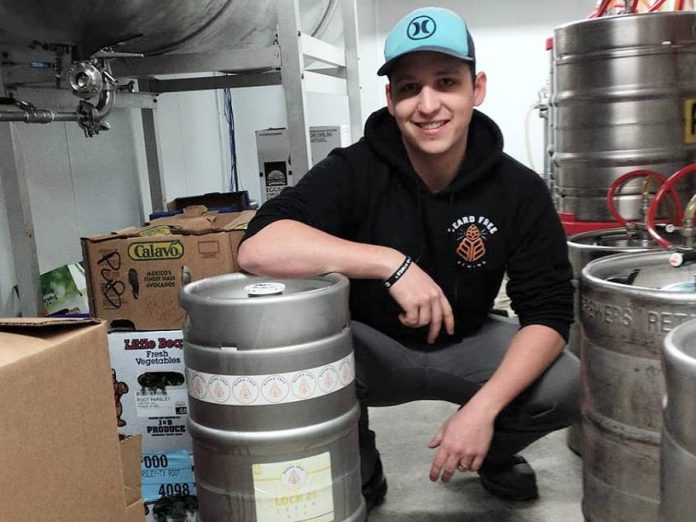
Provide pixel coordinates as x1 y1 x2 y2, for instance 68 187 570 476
377 7 476 77
408 15 437 40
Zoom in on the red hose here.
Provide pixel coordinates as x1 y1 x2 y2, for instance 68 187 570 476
606 169 683 227
630 0 641 12
591 0 615 17
646 164 696 249
648 0 669 12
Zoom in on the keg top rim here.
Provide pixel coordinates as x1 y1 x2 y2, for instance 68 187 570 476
179 272 349 304
581 250 696 299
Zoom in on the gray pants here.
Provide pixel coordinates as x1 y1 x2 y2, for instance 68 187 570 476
352 315 580 481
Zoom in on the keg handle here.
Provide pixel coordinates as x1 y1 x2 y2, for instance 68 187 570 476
647 164 696 251
606 169 683 232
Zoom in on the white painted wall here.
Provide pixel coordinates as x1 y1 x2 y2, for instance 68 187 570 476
0 1 594 316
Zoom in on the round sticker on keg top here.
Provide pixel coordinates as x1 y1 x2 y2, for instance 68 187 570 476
244 282 286 296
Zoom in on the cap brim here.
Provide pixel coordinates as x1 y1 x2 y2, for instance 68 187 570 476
377 48 474 77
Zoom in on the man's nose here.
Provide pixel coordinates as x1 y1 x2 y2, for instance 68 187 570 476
417 86 440 113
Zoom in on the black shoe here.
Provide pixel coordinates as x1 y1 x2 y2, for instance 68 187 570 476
478 455 539 501
362 455 388 512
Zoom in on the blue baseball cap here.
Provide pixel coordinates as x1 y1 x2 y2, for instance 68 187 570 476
377 7 476 77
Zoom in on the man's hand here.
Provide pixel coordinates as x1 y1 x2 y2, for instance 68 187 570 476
387 260 455 343
427 404 496 482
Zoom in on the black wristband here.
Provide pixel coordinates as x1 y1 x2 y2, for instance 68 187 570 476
384 256 412 288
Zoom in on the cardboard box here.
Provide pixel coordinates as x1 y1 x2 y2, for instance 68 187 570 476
145 496 197 522
82 208 255 331
109 330 192 452
127 500 146 522
122 435 144 506
166 191 251 213
122 435 146 522
256 125 351 202
0 318 128 522
141 450 196 503
310 125 351 165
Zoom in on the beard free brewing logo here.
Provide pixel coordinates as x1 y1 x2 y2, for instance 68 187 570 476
448 215 498 268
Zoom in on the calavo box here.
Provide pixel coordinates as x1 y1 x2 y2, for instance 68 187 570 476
82 209 254 330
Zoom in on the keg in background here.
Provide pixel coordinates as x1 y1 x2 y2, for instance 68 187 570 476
660 317 696 522
580 251 696 522
179 273 366 522
552 12 696 222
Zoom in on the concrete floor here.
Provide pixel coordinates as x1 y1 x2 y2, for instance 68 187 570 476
367 401 583 522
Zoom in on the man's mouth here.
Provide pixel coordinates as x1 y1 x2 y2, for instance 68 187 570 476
415 120 447 130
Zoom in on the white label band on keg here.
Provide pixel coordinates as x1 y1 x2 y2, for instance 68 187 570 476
187 353 355 406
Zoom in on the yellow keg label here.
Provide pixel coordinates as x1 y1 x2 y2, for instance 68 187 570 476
684 98 696 144
253 452 334 522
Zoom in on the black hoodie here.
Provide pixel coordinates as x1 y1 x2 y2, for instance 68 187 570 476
243 108 574 344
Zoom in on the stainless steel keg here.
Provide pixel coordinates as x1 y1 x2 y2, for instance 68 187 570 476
580 251 696 522
179 273 366 522
566 228 657 454
552 12 696 221
660 317 696 522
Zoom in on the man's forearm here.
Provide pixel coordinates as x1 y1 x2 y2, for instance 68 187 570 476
238 219 404 280
464 324 566 416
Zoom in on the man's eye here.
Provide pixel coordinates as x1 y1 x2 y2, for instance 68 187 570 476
398 83 419 94
440 78 456 87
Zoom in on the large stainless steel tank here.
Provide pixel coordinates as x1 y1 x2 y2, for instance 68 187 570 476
580 251 696 522
552 12 696 222
660 317 696 522
0 0 333 56
179 273 366 522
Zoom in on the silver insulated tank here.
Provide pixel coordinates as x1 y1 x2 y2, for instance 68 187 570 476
179 273 366 522
552 12 696 222
660 317 696 522
580 251 696 522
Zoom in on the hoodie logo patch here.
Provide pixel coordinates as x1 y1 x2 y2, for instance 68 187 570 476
457 225 485 263
448 215 498 269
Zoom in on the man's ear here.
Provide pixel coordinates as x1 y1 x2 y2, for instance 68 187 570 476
386 83 395 116
473 72 487 107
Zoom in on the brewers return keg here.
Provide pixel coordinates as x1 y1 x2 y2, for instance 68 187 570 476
580 251 696 522
660 317 696 522
565 228 684 454
179 273 366 522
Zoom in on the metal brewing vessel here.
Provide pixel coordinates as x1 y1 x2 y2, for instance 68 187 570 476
0 0 333 56
179 273 366 522
660 317 696 522
580 251 696 521
552 12 696 221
